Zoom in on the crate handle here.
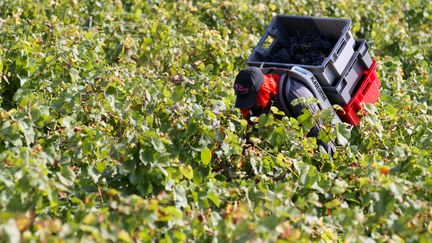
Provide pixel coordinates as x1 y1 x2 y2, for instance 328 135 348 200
332 32 350 59
360 42 370 56
257 31 271 50
332 40 344 59
337 39 347 56
362 82 370 95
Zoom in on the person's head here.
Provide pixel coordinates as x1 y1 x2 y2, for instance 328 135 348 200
233 67 265 109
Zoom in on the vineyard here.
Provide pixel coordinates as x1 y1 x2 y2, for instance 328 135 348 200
0 0 431 242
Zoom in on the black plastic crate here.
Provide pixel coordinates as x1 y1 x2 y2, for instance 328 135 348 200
322 39 373 105
247 15 355 86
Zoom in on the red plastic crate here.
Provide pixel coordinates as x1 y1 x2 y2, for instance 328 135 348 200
338 60 380 125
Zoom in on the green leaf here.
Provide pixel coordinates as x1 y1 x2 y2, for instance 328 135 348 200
197 63 205 70
17 75 28 86
374 190 395 217
69 68 79 82
200 147 211 165
174 185 188 208
300 164 319 189
57 166 76 187
335 123 351 146
256 216 282 232
325 199 340 208
95 161 105 173
297 108 316 132
207 191 220 207
180 165 193 179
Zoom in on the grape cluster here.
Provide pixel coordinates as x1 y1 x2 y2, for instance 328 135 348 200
268 30 335 65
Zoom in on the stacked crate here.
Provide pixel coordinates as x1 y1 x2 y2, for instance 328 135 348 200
247 15 380 126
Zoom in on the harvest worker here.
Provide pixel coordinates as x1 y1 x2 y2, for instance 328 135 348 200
233 66 333 153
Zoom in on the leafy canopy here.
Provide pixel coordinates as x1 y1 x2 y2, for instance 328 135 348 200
0 0 431 242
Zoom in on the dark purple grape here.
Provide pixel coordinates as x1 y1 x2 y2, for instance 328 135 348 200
267 29 336 65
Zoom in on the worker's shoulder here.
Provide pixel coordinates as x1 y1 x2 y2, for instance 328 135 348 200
264 73 281 80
